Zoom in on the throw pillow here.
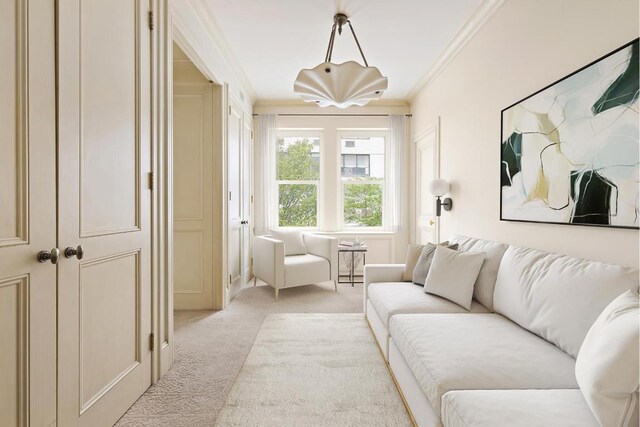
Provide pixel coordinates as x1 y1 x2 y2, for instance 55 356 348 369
403 244 424 281
269 229 307 256
412 241 458 285
424 245 485 310
575 290 639 427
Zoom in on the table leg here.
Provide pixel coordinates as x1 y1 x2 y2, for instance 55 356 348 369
351 251 355 287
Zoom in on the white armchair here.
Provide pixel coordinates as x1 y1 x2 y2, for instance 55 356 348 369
253 232 339 300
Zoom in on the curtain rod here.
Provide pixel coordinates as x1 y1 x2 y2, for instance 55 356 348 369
251 113 412 117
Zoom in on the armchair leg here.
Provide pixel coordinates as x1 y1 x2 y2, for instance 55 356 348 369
275 288 279 301
333 280 338 291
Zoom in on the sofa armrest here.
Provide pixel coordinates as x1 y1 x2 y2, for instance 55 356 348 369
363 264 406 313
303 233 339 282
253 236 285 289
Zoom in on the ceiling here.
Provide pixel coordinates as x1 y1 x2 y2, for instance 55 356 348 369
200 0 482 101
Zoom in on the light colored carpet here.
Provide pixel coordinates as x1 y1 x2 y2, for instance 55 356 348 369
115 281 371 426
215 313 411 426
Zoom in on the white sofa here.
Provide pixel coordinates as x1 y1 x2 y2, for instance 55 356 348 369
254 233 338 300
364 234 639 427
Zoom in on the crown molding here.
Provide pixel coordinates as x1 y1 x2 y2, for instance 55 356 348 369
186 0 257 103
406 0 505 102
254 99 410 108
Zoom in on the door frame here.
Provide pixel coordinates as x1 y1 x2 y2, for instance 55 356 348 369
412 117 441 244
149 1 228 379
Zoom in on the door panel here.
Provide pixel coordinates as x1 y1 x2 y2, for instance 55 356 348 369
415 121 440 244
228 97 244 300
173 84 214 309
79 0 139 236
0 0 57 425
80 251 140 411
242 116 253 282
58 0 152 425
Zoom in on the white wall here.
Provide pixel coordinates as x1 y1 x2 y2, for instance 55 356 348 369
411 0 639 267
254 101 411 264
171 0 254 111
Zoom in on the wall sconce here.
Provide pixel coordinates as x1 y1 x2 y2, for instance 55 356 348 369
430 179 452 216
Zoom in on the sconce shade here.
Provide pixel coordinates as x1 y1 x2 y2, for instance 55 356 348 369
429 179 450 197
294 61 388 109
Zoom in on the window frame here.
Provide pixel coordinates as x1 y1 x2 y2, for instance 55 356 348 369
336 130 388 231
274 129 324 230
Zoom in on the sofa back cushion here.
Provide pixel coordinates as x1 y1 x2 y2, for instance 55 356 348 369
494 245 639 358
449 235 508 311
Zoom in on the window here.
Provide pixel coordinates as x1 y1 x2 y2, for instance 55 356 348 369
340 134 385 228
341 154 370 177
276 133 321 227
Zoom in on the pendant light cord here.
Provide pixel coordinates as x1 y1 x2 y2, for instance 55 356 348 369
323 15 369 67
346 20 369 67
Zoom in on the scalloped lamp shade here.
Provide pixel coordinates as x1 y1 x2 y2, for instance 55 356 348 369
294 61 388 109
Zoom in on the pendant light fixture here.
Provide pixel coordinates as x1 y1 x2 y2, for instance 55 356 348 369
293 13 388 108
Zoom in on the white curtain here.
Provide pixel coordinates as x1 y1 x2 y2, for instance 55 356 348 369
255 114 277 235
386 114 406 232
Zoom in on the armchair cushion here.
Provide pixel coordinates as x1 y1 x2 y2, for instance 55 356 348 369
269 229 307 256
284 254 330 287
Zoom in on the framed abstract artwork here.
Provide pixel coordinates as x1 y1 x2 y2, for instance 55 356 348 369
501 39 639 229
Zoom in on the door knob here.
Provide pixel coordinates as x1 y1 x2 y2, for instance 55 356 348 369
64 245 84 260
241 220 248 225
428 219 435 226
37 248 60 264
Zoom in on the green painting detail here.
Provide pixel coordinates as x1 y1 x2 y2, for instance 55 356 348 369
592 43 639 115
501 131 522 187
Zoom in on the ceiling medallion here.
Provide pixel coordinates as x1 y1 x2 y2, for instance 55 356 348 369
293 13 388 108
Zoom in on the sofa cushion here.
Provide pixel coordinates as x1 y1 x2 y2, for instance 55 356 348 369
412 242 459 285
494 245 639 357
389 313 578 414
284 254 329 286
368 283 488 328
402 244 424 282
269 229 307 256
441 390 599 427
449 234 508 311
424 245 485 310
576 290 640 427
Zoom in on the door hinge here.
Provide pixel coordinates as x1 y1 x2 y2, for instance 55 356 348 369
228 105 231 115
148 172 154 190
228 191 232 201
250 195 254 203
149 333 155 351
251 257 253 266
251 130 254 140
229 274 232 284
148 10 154 30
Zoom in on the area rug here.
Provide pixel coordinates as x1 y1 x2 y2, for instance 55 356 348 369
215 313 411 426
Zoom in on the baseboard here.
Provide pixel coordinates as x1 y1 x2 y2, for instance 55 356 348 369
366 316 418 427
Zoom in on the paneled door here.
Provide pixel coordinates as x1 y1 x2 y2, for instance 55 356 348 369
227 96 245 300
173 83 215 310
0 1 57 425
57 1 152 426
241 116 253 285
415 120 440 244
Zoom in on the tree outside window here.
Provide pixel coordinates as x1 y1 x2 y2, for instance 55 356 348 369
276 136 320 227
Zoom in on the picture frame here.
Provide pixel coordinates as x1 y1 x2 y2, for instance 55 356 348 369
500 39 639 229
